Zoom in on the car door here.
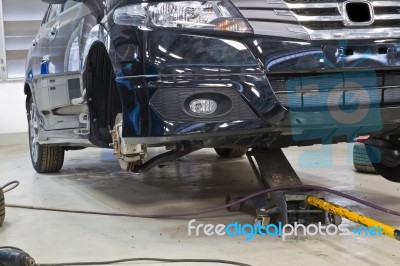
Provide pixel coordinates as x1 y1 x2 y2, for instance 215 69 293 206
36 1 90 131
30 4 62 115
53 0 92 103
41 0 93 132
42 3 71 116
28 5 49 80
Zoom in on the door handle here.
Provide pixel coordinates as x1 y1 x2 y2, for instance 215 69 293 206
32 39 37 48
49 24 59 40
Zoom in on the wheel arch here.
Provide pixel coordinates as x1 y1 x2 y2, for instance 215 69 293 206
83 41 122 148
24 82 33 112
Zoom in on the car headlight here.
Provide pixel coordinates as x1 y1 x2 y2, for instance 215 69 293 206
113 1 253 33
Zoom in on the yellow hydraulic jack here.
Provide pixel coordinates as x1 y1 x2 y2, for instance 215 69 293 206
241 149 400 240
307 195 400 241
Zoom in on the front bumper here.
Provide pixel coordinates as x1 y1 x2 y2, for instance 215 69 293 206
112 29 400 147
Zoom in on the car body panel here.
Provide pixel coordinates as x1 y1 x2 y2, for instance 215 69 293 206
24 0 400 149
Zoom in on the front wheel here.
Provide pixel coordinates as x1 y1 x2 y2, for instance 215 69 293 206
28 97 65 173
214 148 248 158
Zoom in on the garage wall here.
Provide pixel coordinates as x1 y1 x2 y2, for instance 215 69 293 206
0 82 27 145
0 0 48 146
1 0 48 79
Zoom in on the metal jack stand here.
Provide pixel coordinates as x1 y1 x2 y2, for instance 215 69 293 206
228 149 328 226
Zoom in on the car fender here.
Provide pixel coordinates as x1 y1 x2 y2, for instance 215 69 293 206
81 24 111 74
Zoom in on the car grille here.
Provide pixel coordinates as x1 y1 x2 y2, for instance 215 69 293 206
267 70 400 110
232 0 400 40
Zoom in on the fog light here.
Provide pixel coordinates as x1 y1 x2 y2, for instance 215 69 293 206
189 99 217 115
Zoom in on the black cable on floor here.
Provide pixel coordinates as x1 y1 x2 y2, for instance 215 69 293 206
37 258 251 266
4 184 400 219
0 246 251 266
2 181 400 266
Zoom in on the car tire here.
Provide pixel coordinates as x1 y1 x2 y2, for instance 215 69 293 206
28 97 65 173
215 148 248 158
0 188 4 226
365 141 400 183
353 143 377 174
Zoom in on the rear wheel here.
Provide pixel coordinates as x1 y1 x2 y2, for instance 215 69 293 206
215 148 248 158
28 97 65 173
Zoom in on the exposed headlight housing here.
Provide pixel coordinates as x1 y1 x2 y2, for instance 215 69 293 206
113 1 253 33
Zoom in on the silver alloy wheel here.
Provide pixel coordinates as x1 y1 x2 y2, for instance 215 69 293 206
29 102 39 163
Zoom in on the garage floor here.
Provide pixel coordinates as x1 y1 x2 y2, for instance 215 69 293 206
0 143 400 266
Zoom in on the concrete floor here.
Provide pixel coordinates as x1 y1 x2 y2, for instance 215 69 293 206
0 143 400 266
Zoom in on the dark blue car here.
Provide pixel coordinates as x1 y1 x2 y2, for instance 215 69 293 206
25 0 400 182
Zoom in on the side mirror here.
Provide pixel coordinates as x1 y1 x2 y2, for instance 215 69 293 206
41 0 67 4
